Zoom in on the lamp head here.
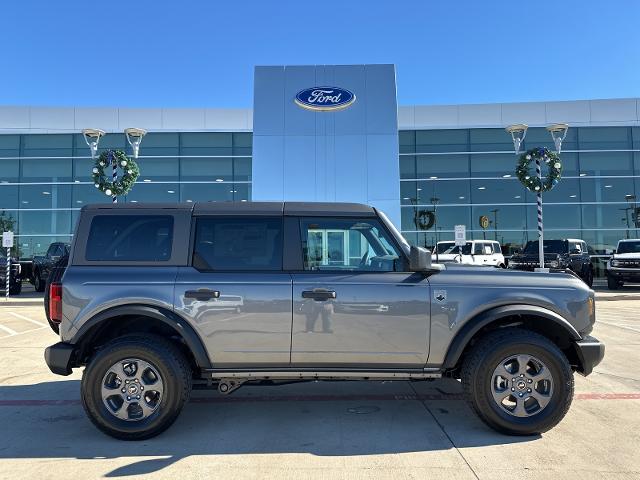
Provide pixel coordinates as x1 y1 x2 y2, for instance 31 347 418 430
124 128 147 158
81 128 106 158
546 123 569 153
505 124 528 155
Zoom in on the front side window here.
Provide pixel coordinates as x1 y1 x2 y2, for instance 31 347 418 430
86 215 174 261
193 217 282 271
301 218 401 272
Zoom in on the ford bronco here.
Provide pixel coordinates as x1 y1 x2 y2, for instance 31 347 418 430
44 202 604 440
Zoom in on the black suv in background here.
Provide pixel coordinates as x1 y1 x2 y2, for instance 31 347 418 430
509 239 594 287
31 242 70 292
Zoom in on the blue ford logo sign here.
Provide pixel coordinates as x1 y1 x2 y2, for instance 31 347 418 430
295 87 356 111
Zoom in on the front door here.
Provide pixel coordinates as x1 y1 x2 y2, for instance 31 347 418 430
174 216 292 367
291 217 431 368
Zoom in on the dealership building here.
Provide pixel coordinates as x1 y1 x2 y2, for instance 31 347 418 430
1 64 639 275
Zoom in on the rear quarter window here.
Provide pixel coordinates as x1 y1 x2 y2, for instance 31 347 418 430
85 215 174 261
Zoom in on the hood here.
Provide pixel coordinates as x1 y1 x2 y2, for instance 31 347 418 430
613 252 640 260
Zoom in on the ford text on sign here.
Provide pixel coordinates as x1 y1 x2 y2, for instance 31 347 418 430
295 87 356 111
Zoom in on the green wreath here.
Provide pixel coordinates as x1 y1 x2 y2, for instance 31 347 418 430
91 150 140 197
516 147 562 193
415 209 435 230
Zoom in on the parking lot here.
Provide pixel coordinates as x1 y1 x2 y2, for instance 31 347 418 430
0 294 638 479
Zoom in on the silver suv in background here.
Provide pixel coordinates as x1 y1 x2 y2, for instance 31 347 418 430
45 202 603 440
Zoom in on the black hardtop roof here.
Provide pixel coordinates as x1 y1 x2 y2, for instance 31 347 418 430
81 201 376 217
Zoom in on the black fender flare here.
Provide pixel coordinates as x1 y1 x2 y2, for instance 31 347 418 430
71 304 211 369
442 304 582 370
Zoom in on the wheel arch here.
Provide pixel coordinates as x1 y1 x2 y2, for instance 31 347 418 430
442 304 582 371
71 304 211 371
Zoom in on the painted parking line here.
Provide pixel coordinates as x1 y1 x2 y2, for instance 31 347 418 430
6 311 47 328
0 392 638 407
597 321 640 334
0 324 18 336
0 326 46 338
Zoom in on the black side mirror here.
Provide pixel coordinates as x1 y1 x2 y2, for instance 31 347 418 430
569 249 580 255
409 245 432 271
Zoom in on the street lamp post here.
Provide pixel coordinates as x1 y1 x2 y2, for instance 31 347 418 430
506 123 569 270
82 128 146 203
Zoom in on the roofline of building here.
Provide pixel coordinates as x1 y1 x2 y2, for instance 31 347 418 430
1 97 639 134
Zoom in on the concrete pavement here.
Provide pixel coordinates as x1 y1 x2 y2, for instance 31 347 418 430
0 301 638 479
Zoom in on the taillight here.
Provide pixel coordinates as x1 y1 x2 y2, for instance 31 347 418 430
50 282 62 323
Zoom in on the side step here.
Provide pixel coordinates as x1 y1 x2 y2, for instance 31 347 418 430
211 370 442 395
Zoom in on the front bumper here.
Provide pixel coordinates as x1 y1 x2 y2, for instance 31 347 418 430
607 269 640 282
44 342 76 376
573 335 605 376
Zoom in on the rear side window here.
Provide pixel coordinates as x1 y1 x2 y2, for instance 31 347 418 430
85 215 174 261
193 217 283 271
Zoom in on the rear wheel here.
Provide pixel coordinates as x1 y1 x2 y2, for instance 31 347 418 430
33 270 45 292
461 328 573 435
81 335 192 440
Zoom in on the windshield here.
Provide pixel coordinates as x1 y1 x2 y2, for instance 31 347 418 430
522 240 566 255
435 242 472 255
617 241 640 254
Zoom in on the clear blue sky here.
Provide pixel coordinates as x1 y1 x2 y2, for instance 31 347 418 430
1 0 638 108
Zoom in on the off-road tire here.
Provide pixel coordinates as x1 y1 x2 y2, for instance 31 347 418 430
81 335 192 440
585 268 594 288
33 270 45 292
607 274 620 290
9 281 21 296
461 328 574 435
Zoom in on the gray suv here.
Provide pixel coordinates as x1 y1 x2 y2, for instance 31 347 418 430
45 202 604 440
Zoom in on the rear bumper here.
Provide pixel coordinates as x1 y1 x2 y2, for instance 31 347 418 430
44 342 75 376
573 335 605 376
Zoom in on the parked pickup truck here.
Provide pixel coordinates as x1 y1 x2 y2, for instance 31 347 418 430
31 242 70 292
44 202 604 440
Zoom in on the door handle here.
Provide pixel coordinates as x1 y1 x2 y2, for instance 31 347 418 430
302 289 337 301
185 289 221 301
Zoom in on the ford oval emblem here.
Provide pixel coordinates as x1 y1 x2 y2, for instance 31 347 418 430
295 86 356 111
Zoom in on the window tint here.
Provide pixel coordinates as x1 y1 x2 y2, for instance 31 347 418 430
301 218 401 272
193 217 282 271
86 215 174 261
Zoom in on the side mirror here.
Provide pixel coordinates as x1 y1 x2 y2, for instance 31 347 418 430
513 248 521 255
569 248 580 255
409 245 432 271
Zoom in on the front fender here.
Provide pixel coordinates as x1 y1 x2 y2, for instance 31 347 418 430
442 304 581 370
71 304 211 369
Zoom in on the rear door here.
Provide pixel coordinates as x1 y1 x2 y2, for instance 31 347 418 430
290 216 430 368
174 215 292 367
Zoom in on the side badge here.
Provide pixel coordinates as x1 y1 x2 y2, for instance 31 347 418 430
434 290 447 303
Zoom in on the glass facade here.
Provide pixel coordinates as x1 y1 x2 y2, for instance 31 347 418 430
400 126 640 276
2 124 639 278
0 132 252 257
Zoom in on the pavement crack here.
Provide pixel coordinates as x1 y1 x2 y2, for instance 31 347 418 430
408 382 480 480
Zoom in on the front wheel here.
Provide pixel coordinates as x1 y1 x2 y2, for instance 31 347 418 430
607 274 620 290
584 268 594 288
81 335 192 440
461 328 573 435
